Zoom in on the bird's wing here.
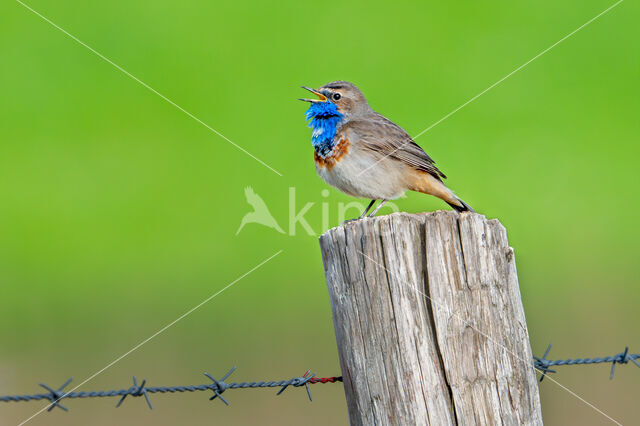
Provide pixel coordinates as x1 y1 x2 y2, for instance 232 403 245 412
349 112 447 180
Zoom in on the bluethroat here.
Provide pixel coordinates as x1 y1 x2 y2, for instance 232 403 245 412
300 81 474 219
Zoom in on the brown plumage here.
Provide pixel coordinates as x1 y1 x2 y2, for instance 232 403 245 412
345 113 447 180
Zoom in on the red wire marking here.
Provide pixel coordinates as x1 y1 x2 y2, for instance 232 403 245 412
308 376 343 384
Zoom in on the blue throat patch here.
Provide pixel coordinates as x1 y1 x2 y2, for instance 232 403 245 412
305 101 344 158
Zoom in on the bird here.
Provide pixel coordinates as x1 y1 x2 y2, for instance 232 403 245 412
299 81 474 219
236 187 285 235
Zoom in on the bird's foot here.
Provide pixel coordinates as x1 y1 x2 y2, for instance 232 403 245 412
342 218 361 225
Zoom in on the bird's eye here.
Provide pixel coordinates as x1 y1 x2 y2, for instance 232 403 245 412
332 93 341 101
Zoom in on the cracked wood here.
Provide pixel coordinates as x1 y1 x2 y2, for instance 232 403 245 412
319 211 543 425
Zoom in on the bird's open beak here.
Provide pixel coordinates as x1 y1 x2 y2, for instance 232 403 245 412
298 86 327 103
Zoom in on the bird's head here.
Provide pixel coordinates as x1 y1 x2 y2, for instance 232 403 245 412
300 81 369 157
299 81 369 121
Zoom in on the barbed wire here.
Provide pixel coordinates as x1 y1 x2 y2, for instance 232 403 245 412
533 344 640 381
0 368 343 411
1 345 637 412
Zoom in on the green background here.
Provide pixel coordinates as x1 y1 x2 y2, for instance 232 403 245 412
1 0 638 424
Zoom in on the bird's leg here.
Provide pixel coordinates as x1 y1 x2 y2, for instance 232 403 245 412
343 200 376 224
368 199 388 217
359 199 376 219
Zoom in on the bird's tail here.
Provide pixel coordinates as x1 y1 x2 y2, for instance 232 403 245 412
408 171 475 213
446 197 474 213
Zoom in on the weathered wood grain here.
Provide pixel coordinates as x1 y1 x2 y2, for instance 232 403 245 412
319 211 542 426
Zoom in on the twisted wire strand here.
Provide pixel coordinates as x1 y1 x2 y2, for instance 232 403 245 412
0 371 344 407
533 345 640 381
1 345 637 409
536 354 640 367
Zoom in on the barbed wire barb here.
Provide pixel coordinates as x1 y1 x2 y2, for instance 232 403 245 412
204 366 235 405
533 343 556 382
610 346 640 379
116 376 152 409
276 370 315 401
39 377 72 412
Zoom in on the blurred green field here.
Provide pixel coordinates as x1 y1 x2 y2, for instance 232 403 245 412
1 0 638 424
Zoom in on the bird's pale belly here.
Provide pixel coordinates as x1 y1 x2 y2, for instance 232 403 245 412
315 146 408 200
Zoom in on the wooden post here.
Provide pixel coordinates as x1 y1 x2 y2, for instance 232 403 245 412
319 211 543 425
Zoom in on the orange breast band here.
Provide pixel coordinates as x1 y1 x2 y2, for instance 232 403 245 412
314 137 350 170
